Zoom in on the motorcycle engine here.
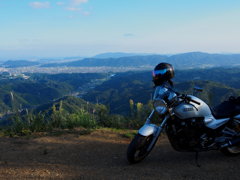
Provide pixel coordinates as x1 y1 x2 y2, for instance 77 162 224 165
166 116 213 151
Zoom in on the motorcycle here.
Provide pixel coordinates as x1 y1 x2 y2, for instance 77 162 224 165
127 85 240 164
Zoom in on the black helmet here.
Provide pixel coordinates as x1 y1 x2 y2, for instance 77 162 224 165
152 62 174 86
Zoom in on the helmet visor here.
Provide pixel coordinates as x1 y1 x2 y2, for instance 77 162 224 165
152 69 167 77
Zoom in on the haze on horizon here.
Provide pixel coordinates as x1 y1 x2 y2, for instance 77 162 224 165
0 0 240 59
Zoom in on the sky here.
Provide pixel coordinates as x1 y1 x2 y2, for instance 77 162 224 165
0 0 240 59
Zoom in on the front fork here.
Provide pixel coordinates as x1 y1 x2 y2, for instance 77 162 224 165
138 110 169 151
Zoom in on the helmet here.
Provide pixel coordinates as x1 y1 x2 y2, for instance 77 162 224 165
152 62 174 86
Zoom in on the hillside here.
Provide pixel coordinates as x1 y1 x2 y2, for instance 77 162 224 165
174 67 240 89
0 68 239 117
83 68 240 114
0 68 239 127
0 73 108 114
0 78 71 113
33 96 97 115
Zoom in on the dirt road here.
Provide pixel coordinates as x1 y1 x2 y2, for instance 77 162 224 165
0 129 240 179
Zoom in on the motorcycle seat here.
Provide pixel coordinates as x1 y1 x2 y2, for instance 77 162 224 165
211 97 240 119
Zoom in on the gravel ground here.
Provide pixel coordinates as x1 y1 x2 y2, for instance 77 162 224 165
0 129 240 180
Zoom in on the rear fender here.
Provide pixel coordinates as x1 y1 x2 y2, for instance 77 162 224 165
138 124 158 137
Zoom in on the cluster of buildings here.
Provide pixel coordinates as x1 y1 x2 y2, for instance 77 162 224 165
0 70 30 80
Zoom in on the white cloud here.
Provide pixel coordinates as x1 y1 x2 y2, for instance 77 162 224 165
29 2 50 9
66 7 81 11
66 0 90 14
71 0 88 5
67 0 88 11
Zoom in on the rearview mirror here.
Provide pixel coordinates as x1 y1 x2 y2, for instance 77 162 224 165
194 86 203 92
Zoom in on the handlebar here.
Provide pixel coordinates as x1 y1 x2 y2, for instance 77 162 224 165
188 97 201 105
179 94 201 105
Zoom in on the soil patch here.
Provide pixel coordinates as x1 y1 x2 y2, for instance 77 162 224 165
0 129 240 179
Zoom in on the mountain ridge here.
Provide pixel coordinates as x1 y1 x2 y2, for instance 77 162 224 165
40 52 240 69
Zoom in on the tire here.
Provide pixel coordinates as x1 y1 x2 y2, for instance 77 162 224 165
221 146 240 156
127 134 157 164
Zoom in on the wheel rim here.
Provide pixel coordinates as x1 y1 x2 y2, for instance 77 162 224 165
227 146 240 154
134 136 153 161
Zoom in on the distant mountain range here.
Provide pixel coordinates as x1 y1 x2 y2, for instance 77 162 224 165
1 60 40 68
40 52 240 69
40 55 167 68
93 52 156 59
1 52 240 69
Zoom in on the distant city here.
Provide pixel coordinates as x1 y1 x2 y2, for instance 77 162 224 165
1 52 240 76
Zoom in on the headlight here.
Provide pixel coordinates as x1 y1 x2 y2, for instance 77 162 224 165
153 99 167 114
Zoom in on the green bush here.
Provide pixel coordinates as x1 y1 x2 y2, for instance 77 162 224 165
66 110 97 129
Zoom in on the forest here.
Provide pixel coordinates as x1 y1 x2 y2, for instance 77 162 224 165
0 67 240 136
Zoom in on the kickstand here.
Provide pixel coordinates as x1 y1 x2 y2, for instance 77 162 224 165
195 151 201 168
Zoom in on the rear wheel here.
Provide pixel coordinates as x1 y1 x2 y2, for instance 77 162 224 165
221 120 240 156
127 134 157 164
221 146 240 156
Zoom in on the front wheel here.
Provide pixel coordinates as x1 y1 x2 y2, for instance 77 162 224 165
127 134 157 164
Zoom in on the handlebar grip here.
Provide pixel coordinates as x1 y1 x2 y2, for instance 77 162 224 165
190 99 201 105
183 96 201 105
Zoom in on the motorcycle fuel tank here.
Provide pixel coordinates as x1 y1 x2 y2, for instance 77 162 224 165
174 95 211 119
174 95 230 129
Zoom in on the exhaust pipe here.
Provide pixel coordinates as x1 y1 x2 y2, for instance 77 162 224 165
221 137 240 148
